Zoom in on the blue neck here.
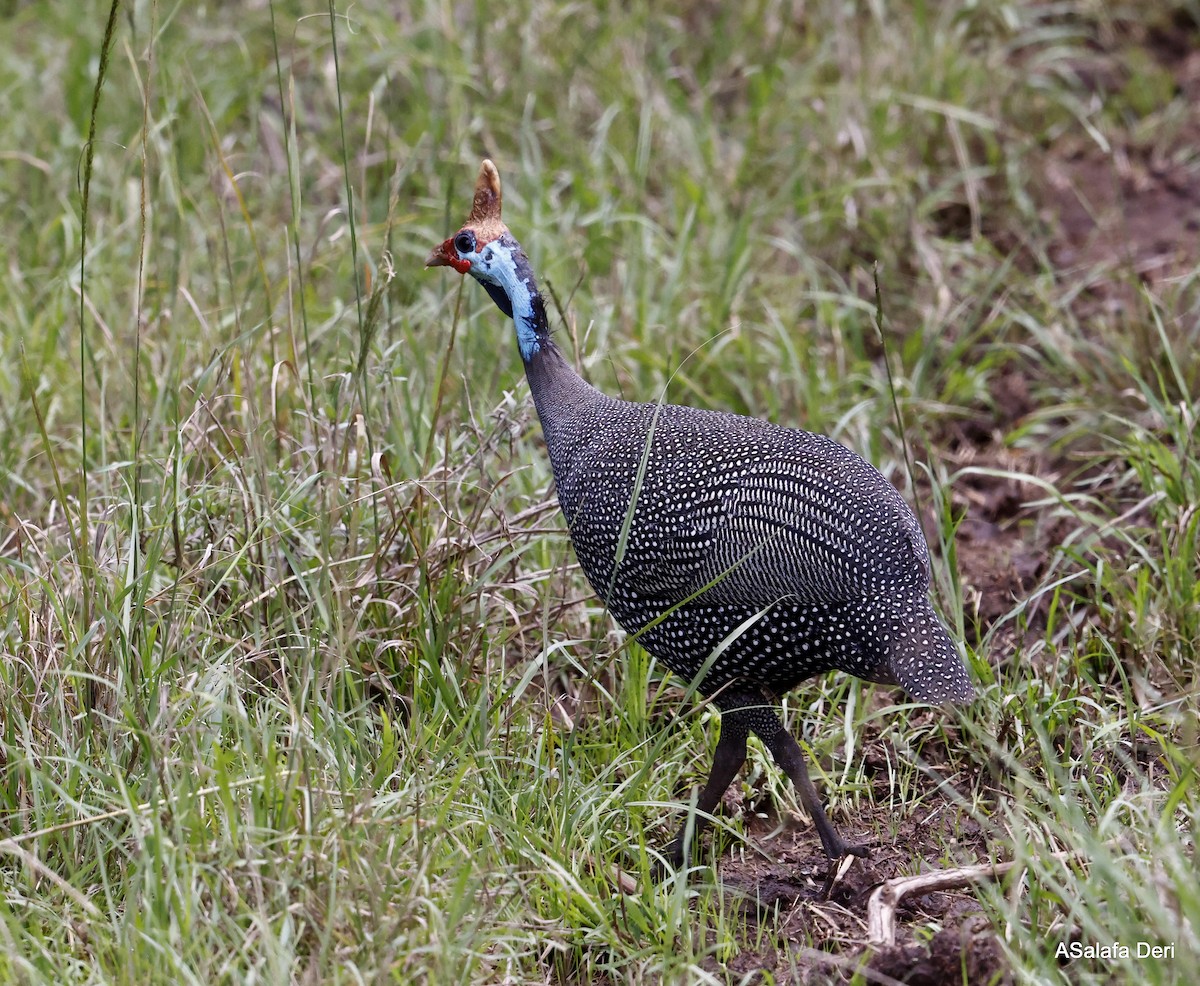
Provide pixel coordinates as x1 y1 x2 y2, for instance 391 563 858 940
472 233 551 363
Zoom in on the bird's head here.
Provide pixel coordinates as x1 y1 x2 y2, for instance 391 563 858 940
426 160 548 359
425 159 510 279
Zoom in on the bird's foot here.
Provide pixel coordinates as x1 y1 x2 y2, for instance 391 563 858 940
818 841 871 899
816 826 871 863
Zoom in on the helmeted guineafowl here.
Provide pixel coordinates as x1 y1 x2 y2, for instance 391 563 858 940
427 160 974 867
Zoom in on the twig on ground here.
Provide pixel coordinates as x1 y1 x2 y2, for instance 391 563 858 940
867 850 1083 945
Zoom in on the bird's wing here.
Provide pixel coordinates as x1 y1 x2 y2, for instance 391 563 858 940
556 405 929 609
688 441 931 607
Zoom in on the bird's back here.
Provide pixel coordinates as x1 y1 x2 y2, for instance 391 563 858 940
548 396 923 601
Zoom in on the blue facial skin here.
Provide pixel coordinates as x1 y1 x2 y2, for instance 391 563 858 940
458 233 546 361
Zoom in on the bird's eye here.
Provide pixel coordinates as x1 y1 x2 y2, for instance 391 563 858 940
453 231 476 254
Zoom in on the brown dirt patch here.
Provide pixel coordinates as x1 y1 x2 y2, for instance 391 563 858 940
949 444 1059 640
913 429 1063 663
1045 148 1200 293
868 917 1009 986
1040 12 1200 307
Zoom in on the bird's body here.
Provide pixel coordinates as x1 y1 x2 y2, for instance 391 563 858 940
533 367 962 700
429 161 974 865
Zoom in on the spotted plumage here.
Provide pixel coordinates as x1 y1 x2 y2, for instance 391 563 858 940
428 160 974 866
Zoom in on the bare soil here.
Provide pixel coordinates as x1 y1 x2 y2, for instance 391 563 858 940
692 783 1006 984
1040 11 1200 308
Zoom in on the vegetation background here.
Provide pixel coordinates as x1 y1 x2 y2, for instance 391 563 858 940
1 0 1197 982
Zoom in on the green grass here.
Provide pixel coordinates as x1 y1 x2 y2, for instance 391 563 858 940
1 0 1197 982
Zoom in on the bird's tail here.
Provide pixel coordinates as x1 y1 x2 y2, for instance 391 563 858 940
862 595 975 704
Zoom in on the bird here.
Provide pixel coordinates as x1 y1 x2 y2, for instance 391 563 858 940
427 159 975 868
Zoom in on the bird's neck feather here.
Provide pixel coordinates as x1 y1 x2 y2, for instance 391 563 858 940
473 233 613 479
475 234 551 363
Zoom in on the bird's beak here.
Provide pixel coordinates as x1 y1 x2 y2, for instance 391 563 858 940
425 238 454 268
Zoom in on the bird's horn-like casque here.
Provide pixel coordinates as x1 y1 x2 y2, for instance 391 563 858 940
467 160 502 225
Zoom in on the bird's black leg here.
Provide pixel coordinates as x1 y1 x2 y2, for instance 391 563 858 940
758 724 870 861
663 707 749 869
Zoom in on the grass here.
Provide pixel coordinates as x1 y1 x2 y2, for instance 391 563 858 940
1 0 1197 982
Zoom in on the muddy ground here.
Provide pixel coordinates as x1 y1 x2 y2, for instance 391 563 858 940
702 12 1200 984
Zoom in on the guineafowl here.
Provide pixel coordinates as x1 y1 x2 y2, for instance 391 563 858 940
427 160 974 867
